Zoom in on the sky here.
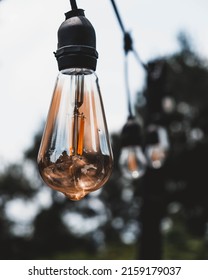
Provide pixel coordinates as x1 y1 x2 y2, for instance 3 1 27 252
0 0 208 163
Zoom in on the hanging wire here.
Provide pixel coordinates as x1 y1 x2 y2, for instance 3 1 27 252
69 0 78 10
110 0 148 70
124 55 133 118
110 0 148 118
133 49 148 72
110 0 125 34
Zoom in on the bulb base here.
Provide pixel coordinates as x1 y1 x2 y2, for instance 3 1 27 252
55 9 98 71
120 117 143 147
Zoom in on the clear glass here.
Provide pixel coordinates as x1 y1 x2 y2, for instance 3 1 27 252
145 144 167 169
145 125 169 169
119 146 147 180
37 68 113 200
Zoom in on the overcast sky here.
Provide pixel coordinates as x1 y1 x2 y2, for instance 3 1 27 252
0 0 208 163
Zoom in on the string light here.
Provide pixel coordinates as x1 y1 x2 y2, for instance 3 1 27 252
110 0 147 179
37 0 113 200
110 0 170 175
37 0 170 199
145 125 169 169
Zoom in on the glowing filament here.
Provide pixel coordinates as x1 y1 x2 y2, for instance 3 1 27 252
127 151 138 172
70 112 85 156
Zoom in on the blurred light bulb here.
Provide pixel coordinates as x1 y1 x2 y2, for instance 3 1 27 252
145 125 169 169
119 117 147 180
145 145 166 169
162 96 176 114
119 146 146 179
37 9 113 200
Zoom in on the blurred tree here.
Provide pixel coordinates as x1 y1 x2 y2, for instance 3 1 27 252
137 32 208 259
0 163 35 259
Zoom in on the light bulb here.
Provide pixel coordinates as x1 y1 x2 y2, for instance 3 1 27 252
145 145 166 169
37 9 113 200
38 68 113 200
119 146 146 179
119 117 147 180
145 125 169 169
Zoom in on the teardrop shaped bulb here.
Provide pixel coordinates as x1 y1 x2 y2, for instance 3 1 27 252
37 68 113 200
145 144 167 169
119 146 147 179
145 125 169 169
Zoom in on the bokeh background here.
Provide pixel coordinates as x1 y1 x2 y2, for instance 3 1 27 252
1 0 208 259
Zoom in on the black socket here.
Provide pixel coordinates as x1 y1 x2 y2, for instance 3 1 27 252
54 9 98 71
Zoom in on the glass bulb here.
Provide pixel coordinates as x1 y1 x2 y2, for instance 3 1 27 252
145 125 169 169
37 68 113 201
145 144 167 169
119 146 147 180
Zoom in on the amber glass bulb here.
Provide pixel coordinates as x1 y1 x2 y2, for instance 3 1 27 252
38 68 113 200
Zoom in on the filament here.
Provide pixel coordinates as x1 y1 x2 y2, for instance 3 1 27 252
70 111 85 156
70 75 85 156
128 151 138 172
77 114 85 155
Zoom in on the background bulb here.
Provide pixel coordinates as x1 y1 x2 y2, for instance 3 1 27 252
145 145 166 169
119 117 147 180
37 68 113 200
119 146 147 180
145 125 169 169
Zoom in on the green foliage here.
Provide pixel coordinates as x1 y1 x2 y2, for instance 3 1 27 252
163 211 208 259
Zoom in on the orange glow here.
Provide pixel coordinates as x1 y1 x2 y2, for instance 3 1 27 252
77 114 85 155
128 152 138 172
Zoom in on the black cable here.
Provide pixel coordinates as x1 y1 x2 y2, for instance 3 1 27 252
124 54 133 119
110 0 149 118
133 49 148 71
110 0 148 70
110 0 125 34
70 0 78 10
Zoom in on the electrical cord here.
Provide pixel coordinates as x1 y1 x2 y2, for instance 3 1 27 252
70 0 78 10
110 0 125 34
110 0 148 119
110 0 147 70
124 55 133 119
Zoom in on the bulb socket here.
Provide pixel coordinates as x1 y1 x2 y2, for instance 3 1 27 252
120 117 143 147
54 9 98 71
145 130 159 145
145 125 160 145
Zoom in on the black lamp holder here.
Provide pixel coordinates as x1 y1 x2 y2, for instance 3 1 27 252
54 8 98 71
120 117 143 147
